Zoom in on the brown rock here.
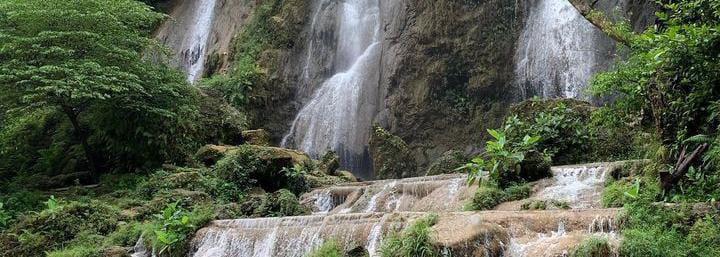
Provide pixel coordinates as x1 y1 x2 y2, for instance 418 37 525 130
242 129 270 145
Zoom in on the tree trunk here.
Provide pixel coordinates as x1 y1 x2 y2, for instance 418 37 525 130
62 106 100 178
660 143 709 194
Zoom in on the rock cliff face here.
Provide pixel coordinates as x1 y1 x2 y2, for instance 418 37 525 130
378 0 528 172
157 0 655 177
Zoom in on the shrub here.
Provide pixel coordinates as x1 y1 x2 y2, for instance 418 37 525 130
213 146 269 190
0 200 120 256
503 183 532 201
570 236 612 257
601 180 633 208
380 214 438 257
146 202 214 257
504 99 592 164
306 240 344 257
469 186 505 210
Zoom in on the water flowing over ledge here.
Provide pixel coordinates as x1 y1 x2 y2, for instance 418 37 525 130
281 0 383 179
188 162 629 257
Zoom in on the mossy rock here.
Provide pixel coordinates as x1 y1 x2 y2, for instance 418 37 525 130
241 129 270 146
213 145 309 194
518 150 551 181
424 150 468 176
369 126 417 179
237 189 310 218
319 151 340 175
195 144 236 166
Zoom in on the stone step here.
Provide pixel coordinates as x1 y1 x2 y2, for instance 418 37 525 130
190 209 621 257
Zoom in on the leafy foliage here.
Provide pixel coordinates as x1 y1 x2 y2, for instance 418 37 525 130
380 214 439 257
0 0 202 179
458 129 543 187
305 240 344 257
150 201 196 255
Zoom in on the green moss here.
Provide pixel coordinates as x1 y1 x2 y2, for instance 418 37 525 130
369 126 418 179
306 240 344 257
380 214 439 257
570 236 612 257
469 185 505 210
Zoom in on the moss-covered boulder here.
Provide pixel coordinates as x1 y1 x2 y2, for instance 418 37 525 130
236 189 310 218
319 151 340 175
424 150 467 176
241 129 270 145
369 126 417 179
194 144 236 166
518 150 551 181
213 145 309 194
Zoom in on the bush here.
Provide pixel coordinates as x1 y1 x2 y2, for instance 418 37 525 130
306 240 344 257
570 236 612 257
469 186 505 210
145 202 214 257
503 183 532 201
0 200 120 256
601 180 633 208
380 214 438 257
504 99 593 164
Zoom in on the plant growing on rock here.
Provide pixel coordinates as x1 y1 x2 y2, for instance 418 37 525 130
380 214 439 257
457 129 542 187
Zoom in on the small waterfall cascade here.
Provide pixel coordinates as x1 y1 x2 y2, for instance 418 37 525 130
181 0 218 82
515 0 615 99
188 162 631 257
281 0 382 179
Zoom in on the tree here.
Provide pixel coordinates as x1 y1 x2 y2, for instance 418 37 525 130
0 0 198 177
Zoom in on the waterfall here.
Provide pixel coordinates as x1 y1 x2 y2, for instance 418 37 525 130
189 162 630 257
514 0 614 99
179 0 218 82
282 0 382 179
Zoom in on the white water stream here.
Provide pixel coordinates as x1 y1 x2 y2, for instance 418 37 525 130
515 0 614 99
180 0 218 82
282 0 382 179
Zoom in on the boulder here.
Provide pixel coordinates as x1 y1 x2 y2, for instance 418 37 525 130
425 150 468 176
518 150 551 181
369 126 417 179
249 145 312 166
195 144 312 167
336 170 359 182
242 129 270 145
319 151 340 175
195 144 236 166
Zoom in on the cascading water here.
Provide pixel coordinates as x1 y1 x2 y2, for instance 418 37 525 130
189 162 630 257
281 0 382 179
514 0 615 99
179 0 218 82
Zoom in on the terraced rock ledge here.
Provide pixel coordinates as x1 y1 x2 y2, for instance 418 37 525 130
189 162 629 257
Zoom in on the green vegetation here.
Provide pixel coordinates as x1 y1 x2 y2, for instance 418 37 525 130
583 0 720 255
569 236 612 257
306 240 344 257
380 214 439 257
